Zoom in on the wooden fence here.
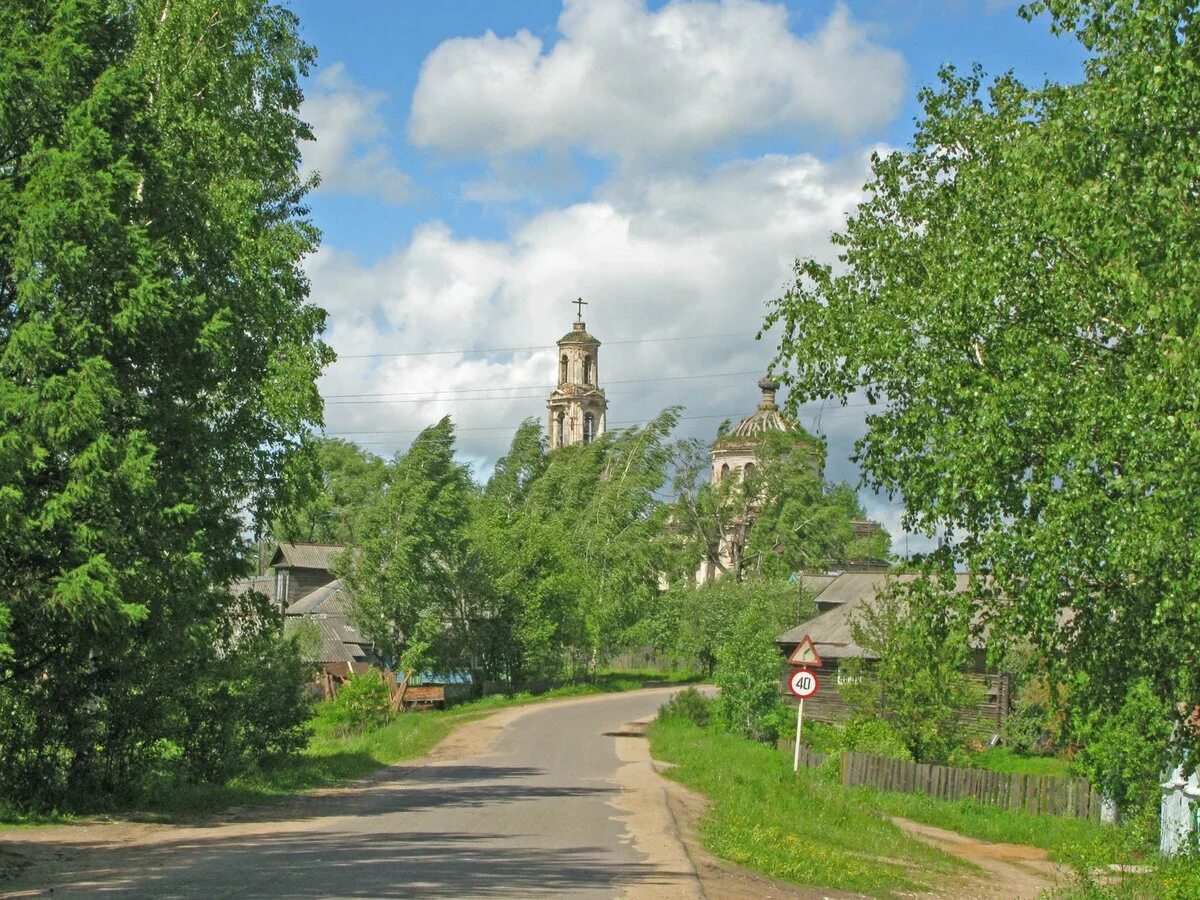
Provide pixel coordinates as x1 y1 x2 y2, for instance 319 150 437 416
779 740 1103 821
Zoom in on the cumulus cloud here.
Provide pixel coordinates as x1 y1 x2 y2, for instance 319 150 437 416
308 149 883 479
410 0 906 163
301 63 412 203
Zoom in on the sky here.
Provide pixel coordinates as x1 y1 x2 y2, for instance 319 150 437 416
287 0 1088 554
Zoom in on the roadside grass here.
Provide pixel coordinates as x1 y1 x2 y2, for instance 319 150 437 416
853 785 1125 863
961 746 1071 777
1 669 698 826
647 718 971 898
651 717 1186 899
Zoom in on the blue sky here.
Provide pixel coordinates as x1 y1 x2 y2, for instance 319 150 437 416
287 0 1088 551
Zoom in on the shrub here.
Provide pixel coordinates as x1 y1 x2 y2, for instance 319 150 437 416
658 687 712 727
713 609 785 743
326 669 392 734
840 577 984 763
1073 678 1172 824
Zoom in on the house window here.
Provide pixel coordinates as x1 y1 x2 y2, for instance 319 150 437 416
560 355 569 384
583 355 592 385
275 568 289 604
583 413 595 444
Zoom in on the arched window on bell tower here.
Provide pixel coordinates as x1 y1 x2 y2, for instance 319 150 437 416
557 412 566 448
583 355 592 385
583 413 595 445
560 355 569 385
719 463 730 483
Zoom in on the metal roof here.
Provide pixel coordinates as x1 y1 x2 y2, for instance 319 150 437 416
286 579 348 616
270 542 348 571
778 572 973 659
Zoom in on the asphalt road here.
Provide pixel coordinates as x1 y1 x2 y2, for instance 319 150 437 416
0 687 702 899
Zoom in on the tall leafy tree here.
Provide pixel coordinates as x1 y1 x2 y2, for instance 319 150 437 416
275 437 389 545
0 0 329 801
667 431 889 583
341 418 483 673
767 1 1200 767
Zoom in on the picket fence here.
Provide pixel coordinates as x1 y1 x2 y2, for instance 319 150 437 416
779 740 1103 821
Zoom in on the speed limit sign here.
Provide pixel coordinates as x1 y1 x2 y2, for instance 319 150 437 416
788 668 820 699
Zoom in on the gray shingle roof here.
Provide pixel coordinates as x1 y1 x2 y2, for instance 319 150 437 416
270 542 348 571
230 575 275 600
286 579 348 615
778 572 973 659
285 615 370 664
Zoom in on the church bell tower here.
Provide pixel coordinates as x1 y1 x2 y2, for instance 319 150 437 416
548 299 608 449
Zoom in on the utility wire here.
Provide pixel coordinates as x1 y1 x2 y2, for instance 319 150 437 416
321 369 762 400
334 331 758 360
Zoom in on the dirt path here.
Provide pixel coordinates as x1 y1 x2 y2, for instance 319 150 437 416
892 817 1070 899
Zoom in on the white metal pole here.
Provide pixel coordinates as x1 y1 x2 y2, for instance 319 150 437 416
793 697 804 772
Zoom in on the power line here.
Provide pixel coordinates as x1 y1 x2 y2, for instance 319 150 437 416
334 331 758 360
323 380 771 407
320 369 762 400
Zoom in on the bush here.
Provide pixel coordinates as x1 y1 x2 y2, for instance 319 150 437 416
1073 677 1172 824
326 669 392 734
840 577 984 763
659 687 712 727
1002 675 1063 755
178 623 315 784
713 609 785 743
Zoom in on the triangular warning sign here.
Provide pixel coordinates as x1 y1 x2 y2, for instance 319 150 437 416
788 635 822 668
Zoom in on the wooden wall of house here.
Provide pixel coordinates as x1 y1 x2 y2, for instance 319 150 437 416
283 566 335 604
778 660 1012 735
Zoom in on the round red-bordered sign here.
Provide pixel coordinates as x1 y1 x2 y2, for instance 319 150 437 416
788 668 820 699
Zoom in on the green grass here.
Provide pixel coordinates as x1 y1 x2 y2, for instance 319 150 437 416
2 669 699 826
648 718 971 897
963 746 1071 777
854 785 1124 863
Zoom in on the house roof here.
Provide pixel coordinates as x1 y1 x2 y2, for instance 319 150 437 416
284 613 371 665
270 542 348 571
286 579 348 616
230 575 275 600
777 572 973 659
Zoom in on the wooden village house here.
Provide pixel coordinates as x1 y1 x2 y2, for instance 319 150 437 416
776 572 1013 734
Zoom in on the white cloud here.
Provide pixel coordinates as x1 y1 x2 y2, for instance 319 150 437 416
410 0 905 164
307 150 881 475
301 63 412 204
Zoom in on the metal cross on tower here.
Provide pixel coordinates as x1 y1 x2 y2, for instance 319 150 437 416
572 297 588 322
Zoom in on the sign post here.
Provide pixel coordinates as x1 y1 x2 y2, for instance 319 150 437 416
787 667 820 772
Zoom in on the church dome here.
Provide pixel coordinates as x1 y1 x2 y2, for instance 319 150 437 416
714 376 795 447
558 322 600 345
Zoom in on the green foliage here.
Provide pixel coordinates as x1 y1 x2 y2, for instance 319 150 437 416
1002 674 1064 755
326 669 392 735
658 686 712 728
767 0 1200 771
340 418 483 672
665 432 889 583
177 618 315 783
654 576 810 675
1072 678 1172 823
472 412 681 681
840 577 984 763
276 438 389 544
712 606 787 743
0 0 329 806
